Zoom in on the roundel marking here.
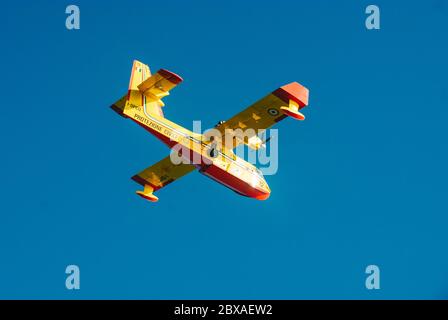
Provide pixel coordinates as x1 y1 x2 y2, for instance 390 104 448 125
267 108 279 116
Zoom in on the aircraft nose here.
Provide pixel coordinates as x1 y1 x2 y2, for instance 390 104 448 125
255 189 270 200
262 180 270 193
264 185 271 198
255 182 270 200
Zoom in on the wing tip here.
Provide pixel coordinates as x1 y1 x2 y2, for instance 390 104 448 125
158 69 183 84
273 82 309 108
131 175 146 186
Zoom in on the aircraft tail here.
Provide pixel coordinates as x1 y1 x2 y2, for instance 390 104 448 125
110 60 165 118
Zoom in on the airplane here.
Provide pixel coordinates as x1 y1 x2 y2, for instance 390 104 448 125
110 60 309 202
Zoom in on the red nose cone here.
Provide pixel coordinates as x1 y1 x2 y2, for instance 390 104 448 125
254 191 271 200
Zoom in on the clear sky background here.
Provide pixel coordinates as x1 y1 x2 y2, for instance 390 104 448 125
0 0 447 299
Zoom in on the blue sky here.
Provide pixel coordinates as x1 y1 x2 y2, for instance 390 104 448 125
0 0 447 299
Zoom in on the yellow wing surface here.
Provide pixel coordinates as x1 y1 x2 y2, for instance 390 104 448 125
131 156 196 202
213 82 309 150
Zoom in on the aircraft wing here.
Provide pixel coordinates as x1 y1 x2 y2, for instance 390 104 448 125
214 82 309 150
132 155 196 201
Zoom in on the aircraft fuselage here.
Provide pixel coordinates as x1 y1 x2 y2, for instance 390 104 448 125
124 104 271 200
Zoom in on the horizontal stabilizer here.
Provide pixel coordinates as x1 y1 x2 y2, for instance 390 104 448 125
137 69 183 106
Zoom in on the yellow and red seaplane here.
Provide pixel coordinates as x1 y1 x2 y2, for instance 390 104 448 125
111 60 309 202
